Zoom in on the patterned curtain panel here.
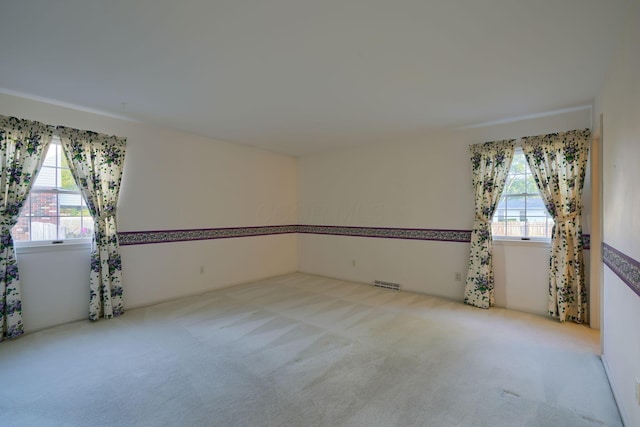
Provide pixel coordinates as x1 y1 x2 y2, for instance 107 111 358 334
58 127 127 321
522 129 590 323
0 116 54 340
464 140 515 309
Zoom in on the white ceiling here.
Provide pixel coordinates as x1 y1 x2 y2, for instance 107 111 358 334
0 0 631 156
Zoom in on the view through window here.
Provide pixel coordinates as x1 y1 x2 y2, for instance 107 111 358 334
12 138 93 243
492 149 553 239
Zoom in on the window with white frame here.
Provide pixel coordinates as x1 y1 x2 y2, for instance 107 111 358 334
12 137 93 243
492 148 553 240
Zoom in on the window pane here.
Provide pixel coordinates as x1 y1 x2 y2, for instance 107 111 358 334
504 193 525 237
59 210 94 240
505 216 524 237
54 219 94 240
491 220 505 236
491 150 554 239
31 193 58 216
527 217 552 238
510 154 527 173
81 220 94 239
502 174 516 195
525 176 540 194
34 166 57 188
60 207 81 216
59 193 83 215
41 145 58 168
504 174 526 195
12 140 90 243
19 195 31 217
59 217 83 239
492 199 506 237
61 168 78 190
526 194 549 217
505 195 525 213
60 151 70 169
29 217 58 241
12 217 30 242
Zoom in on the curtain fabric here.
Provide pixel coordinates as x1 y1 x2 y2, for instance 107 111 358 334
58 127 127 321
0 116 54 340
522 129 590 323
464 140 515 309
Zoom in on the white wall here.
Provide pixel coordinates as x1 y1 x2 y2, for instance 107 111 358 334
299 234 470 300
595 2 640 425
492 240 550 314
298 109 591 316
17 245 91 331
1 92 298 332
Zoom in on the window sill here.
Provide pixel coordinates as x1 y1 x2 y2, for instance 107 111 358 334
492 238 551 248
15 241 92 254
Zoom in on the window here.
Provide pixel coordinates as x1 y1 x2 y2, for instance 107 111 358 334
492 148 553 240
12 138 93 243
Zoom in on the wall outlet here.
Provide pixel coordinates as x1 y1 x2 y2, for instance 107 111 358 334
636 378 640 406
455 272 462 282
199 266 205 275
352 259 356 267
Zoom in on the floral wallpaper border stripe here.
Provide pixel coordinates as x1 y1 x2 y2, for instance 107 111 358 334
297 225 471 242
118 225 299 245
119 225 590 248
603 243 640 298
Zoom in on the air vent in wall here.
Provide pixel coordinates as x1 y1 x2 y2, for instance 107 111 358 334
373 280 401 291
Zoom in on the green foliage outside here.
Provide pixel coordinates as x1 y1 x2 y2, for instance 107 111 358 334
60 206 91 217
503 153 539 195
61 168 78 190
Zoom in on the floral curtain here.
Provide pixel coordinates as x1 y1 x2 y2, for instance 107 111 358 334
464 140 515 309
0 116 54 340
522 129 590 323
58 127 127 321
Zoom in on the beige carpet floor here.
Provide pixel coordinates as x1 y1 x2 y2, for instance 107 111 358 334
0 273 622 426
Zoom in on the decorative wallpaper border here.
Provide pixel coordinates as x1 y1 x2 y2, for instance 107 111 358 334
118 224 591 248
603 243 640 298
118 225 298 246
297 225 471 242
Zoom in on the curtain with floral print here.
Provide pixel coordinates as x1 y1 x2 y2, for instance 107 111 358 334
58 127 127 321
522 129 590 323
0 116 54 340
464 140 515 309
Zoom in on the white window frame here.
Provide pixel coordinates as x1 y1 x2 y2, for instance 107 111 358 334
492 148 553 242
13 138 93 248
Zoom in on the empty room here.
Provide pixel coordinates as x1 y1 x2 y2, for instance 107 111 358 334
0 1 639 426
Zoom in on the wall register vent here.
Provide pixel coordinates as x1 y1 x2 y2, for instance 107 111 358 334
373 280 401 291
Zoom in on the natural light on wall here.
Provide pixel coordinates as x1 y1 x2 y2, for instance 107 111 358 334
492 149 553 240
12 137 93 243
